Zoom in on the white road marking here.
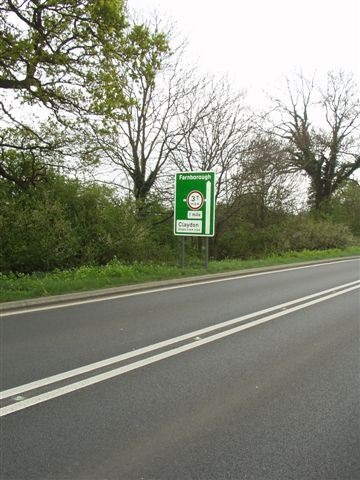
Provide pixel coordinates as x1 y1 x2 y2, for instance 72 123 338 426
1 279 358 401
1 258 358 317
1 281 359 417
205 180 211 235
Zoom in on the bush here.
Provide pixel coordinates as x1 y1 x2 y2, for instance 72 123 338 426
1 172 355 275
0 176 178 274
284 215 354 251
0 191 78 273
214 214 355 261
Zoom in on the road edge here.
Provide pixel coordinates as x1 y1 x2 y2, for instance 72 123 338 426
1 256 359 314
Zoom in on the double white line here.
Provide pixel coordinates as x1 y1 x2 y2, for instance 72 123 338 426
1 280 359 417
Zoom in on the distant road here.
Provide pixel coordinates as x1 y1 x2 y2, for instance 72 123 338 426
1 259 359 479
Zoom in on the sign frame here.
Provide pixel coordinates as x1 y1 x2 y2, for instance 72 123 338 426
174 171 216 237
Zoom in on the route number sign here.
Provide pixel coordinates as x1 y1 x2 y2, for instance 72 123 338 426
174 171 215 236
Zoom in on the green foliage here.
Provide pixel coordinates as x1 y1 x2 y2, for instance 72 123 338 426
326 180 360 236
282 215 355 251
0 1 170 190
214 192 293 259
1 247 359 303
0 0 127 108
0 164 357 276
0 196 77 273
0 174 177 274
215 211 355 260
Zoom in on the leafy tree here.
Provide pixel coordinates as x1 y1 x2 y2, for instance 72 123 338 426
0 0 126 110
0 1 169 188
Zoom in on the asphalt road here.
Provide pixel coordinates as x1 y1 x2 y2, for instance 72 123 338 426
1 259 359 479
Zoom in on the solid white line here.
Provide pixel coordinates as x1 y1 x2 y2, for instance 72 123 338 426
205 180 211 234
1 283 359 417
1 279 358 401
1 259 358 317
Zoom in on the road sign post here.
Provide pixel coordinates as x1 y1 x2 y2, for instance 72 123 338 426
174 171 215 269
179 236 185 269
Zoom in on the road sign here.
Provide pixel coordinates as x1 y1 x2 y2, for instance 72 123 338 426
174 171 215 236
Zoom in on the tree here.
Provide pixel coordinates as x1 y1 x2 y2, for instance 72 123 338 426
270 71 360 209
168 77 252 255
93 36 207 203
232 134 298 227
0 0 169 188
0 0 127 110
172 78 251 203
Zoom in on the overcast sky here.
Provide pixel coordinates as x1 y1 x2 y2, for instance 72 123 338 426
128 0 360 106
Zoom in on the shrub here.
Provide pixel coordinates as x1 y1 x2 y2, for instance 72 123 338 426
214 214 354 261
284 216 354 251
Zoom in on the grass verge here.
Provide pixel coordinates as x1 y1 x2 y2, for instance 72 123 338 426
1 247 359 303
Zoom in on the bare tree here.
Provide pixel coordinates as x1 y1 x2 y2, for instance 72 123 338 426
231 134 299 226
172 78 251 203
167 78 252 254
270 71 360 209
93 36 211 203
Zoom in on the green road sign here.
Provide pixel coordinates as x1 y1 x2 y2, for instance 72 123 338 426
174 171 215 237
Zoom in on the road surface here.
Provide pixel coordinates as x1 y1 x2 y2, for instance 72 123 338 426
1 259 359 479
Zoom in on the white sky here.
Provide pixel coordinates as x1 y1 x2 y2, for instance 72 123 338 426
128 0 360 106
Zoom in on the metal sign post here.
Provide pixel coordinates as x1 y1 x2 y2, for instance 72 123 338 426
180 236 185 269
205 236 209 270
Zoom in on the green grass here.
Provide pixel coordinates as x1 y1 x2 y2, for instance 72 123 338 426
1 247 359 303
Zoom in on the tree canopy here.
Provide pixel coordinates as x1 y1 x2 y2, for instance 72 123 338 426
0 0 169 188
0 0 127 111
